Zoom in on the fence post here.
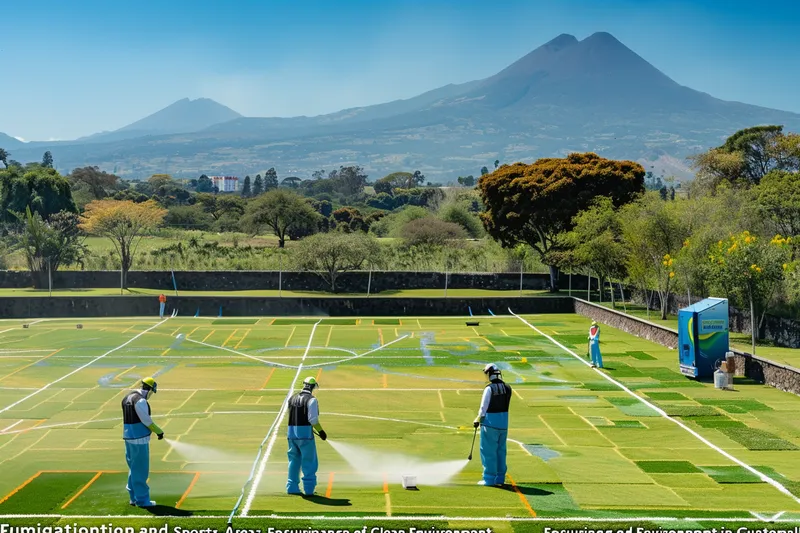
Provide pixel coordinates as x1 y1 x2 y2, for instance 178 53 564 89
444 268 449 298
120 266 123 296
48 258 52 297
587 274 590 302
519 260 523 297
367 267 372 298
279 254 283 298
568 271 572 297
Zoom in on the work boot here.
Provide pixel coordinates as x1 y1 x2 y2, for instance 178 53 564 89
137 500 157 508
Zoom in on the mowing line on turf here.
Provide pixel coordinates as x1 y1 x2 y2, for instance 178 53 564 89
237 321 321 518
509 308 800 507
0 319 168 416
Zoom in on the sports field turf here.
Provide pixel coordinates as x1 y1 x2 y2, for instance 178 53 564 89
1 312 800 531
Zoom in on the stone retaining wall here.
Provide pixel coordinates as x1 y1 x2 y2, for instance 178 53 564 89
574 298 800 396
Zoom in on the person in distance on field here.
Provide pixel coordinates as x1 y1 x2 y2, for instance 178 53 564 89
286 376 327 496
158 293 167 319
121 377 164 507
589 320 603 368
474 363 512 487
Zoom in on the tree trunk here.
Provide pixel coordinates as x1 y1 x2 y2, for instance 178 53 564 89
660 292 668 320
750 290 756 355
548 265 560 292
610 279 616 309
278 238 285 248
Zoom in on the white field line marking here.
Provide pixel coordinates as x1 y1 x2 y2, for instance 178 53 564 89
303 335 409 368
0 515 796 522
239 321 321 517
186 338 296 368
1 420 23 432
509 308 800 506
0 319 168 416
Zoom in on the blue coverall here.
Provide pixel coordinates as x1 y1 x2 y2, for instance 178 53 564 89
286 390 322 495
477 379 512 486
122 390 160 506
589 325 603 368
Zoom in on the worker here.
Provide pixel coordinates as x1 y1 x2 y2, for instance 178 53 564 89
589 320 603 368
158 294 166 319
122 377 164 508
286 376 327 496
474 363 512 487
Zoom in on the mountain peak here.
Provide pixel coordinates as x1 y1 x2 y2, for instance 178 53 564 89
544 33 579 51
115 97 242 134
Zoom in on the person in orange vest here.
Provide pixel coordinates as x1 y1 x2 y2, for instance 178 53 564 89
158 294 166 319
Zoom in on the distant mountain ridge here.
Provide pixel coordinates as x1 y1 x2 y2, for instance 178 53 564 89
3 32 800 180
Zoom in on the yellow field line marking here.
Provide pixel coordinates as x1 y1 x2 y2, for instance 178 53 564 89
508 474 536 517
385 493 392 516
325 326 333 347
202 330 216 343
261 368 276 389
538 415 567 446
115 366 137 381
0 471 42 504
416 319 422 328
378 328 384 345
161 348 171 356
325 472 335 498
285 326 296 347
439 411 446 423
175 472 201 509
0 348 63 382
122 324 136 334
187 326 200 339
483 336 494 347
268 319 276 326
170 390 198 413
223 329 239 348
61 471 103 509
382 474 389 494
315 368 322 381
437 390 445 408
171 327 181 336
500 329 509 336
382 374 388 388
513 389 524 400
394 328 398 337
234 329 251 349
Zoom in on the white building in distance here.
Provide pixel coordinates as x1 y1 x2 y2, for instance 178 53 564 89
210 176 238 192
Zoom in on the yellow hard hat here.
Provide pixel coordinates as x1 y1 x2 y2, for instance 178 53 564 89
142 377 158 393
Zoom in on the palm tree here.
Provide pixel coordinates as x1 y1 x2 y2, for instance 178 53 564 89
0 148 9 168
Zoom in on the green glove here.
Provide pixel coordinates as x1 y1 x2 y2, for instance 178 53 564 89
148 423 164 440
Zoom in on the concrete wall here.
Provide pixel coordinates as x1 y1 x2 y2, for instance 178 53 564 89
575 298 800 396
0 295 574 319
0 270 594 293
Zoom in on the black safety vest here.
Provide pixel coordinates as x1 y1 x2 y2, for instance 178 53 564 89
122 391 150 424
288 392 312 427
486 380 512 413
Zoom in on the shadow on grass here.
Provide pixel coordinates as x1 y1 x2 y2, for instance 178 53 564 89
301 495 352 506
143 504 193 516
499 485 554 497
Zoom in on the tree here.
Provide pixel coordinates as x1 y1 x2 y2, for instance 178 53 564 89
479 152 645 290
252 174 264 196
68 166 121 200
411 170 425 188
690 126 800 190
494 160 500 169
332 207 367 233
756 170 800 245
164 205 214 231
708 231 791 353
0 148 9 168
196 174 215 193
457 175 475 187
41 151 54 169
241 175 252 197
374 172 412 194
619 194 688 319
438 201 483 238
79 200 167 288
242 189 320 247
560 197 627 305
294 232 381 292
329 166 368 198
480 166 489 176
263 168 279 191
11 208 85 287
281 176 302 189
0 165 77 223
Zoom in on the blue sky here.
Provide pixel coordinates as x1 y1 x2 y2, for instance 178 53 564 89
3 0 799 141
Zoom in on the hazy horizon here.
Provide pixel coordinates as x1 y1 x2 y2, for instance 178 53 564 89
3 0 799 142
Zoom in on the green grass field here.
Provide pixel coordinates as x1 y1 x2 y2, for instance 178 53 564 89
1 313 800 532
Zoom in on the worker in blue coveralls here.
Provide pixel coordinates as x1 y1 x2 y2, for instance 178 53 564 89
286 376 327 496
121 377 164 507
474 363 512 487
589 320 603 368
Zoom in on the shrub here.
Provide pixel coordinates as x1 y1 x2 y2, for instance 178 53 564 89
438 201 484 238
400 217 466 246
164 205 214 231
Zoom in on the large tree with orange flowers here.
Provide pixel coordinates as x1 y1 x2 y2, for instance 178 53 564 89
478 152 645 290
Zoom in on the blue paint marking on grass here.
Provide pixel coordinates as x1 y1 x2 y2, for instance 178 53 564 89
523 444 561 462
419 331 435 365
